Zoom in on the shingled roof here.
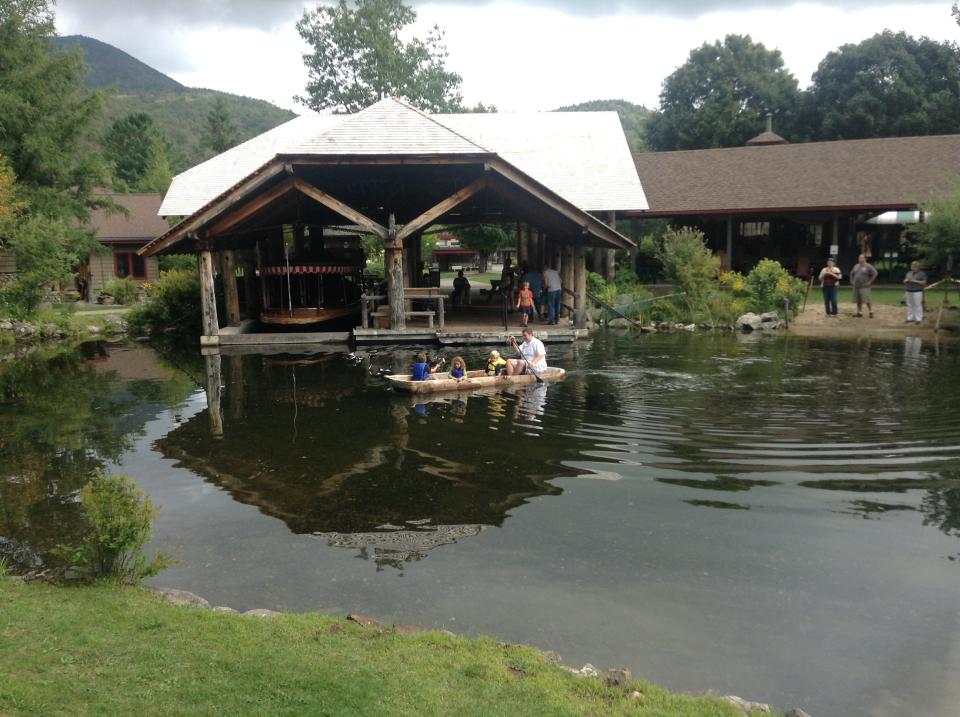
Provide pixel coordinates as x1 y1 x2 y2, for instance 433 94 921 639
90 193 169 242
632 134 960 216
159 97 647 217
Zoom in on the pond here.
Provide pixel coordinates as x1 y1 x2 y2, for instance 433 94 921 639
2 332 959 716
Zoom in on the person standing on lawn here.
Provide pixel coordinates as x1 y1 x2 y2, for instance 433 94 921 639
903 261 928 324
818 258 842 317
849 254 878 318
542 264 562 325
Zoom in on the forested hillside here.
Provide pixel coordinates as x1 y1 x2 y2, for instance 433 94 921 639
55 35 296 171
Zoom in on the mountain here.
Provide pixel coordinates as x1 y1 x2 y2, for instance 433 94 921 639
54 36 185 93
555 99 651 153
55 35 296 171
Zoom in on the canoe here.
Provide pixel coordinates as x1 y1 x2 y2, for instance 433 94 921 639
387 367 565 394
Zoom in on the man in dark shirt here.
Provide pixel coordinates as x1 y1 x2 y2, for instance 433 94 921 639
903 261 927 324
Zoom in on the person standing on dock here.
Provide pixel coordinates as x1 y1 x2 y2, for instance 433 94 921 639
506 328 547 376
903 261 928 324
818 258 842 316
849 254 878 318
542 264 562 325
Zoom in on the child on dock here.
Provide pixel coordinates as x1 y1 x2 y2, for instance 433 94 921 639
517 281 536 327
411 353 444 381
450 356 467 382
485 350 507 376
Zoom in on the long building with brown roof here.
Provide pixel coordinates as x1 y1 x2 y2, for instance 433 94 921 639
629 133 960 276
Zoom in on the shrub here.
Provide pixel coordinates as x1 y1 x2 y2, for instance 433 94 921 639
61 473 173 583
655 227 720 300
159 255 196 272
586 271 608 299
744 259 805 314
128 268 200 335
102 277 139 305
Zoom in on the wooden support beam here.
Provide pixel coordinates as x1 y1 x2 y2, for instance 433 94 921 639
487 158 634 250
242 252 258 318
518 221 529 265
386 213 406 330
561 245 575 318
208 178 296 237
142 162 287 257
220 249 241 327
291 176 388 239
204 353 223 438
395 175 488 243
198 250 219 339
726 215 734 270
574 245 587 329
604 211 617 282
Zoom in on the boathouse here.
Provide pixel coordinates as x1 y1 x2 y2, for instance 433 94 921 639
141 98 645 347
630 132 960 277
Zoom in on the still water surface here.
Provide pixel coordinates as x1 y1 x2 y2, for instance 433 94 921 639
2 332 960 716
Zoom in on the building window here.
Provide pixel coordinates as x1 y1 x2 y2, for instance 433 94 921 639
739 221 770 238
114 251 146 280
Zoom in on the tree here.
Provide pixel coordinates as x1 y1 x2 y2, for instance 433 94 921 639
913 183 960 274
556 99 651 153
0 155 25 241
0 0 109 315
646 35 800 151
455 224 511 272
0 0 109 221
801 31 960 141
296 0 463 113
101 113 173 193
203 95 239 154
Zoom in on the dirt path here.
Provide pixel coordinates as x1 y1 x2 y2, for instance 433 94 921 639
790 297 957 338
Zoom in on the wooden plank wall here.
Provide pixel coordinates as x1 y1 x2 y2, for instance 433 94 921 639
89 247 159 295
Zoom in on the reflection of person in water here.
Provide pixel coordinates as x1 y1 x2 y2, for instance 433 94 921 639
513 384 548 421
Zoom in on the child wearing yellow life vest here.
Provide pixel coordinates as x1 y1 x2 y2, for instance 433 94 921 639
486 350 507 376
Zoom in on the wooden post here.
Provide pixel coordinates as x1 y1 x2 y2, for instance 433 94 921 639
574 245 587 329
726 215 734 270
561 245 575 318
604 211 617 282
592 247 603 274
227 355 244 421
198 250 219 341
242 252 258 318
437 296 445 331
528 225 539 269
385 214 405 330
220 249 241 327
517 222 528 266
204 353 223 437
360 294 369 329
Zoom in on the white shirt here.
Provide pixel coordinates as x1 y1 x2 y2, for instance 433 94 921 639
519 337 547 373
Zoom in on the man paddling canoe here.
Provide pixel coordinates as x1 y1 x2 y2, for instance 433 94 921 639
506 328 547 376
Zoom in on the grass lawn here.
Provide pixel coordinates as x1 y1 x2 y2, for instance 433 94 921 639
0 579 758 717
834 287 907 307
440 271 501 284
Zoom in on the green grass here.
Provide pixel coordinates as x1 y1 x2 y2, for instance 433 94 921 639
440 271 500 283
835 287 907 307
0 579 755 717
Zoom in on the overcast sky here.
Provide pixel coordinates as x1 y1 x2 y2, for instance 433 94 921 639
55 1 959 114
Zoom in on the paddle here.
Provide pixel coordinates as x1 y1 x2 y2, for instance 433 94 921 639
510 335 543 383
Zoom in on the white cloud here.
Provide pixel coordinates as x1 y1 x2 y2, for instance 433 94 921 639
55 1 959 114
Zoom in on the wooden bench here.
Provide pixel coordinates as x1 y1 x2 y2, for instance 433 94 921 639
404 310 435 328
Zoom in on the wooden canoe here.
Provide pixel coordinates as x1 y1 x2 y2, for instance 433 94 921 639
387 367 565 394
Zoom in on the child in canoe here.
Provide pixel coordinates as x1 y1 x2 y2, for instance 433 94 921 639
516 281 536 327
450 356 467 383
486 350 507 376
411 352 444 381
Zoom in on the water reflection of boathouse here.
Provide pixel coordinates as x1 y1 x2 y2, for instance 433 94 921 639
158 353 562 565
